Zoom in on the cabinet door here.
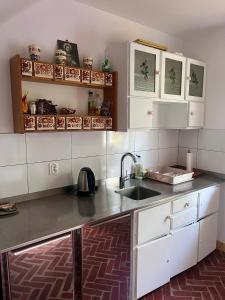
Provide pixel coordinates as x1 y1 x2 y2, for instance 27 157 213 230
130 42 160 97
188 101 204 128
170 223 199 278
198 186 220 219
161 52 186 101
129 97 153 129
7 234 75 300
198 213 218 261
185 58 206 101
136 235 171 298
137 202 171 244
82 215 131 300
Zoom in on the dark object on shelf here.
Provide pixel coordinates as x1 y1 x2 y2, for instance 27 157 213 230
101 100 111 116
60 107 76 115
36 99 57 115
57 39 80 67
171 165 205 178
77 167 96 195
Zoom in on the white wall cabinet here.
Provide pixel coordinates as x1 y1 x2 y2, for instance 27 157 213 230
185 58 206 102
129 97 153 129
198 213 218 262
170 223 199 278
107 42 206 131
136 235 171 298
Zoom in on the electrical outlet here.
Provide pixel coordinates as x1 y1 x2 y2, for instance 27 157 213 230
48 162 59 175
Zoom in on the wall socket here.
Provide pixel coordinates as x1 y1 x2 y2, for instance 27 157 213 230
48 162 59 175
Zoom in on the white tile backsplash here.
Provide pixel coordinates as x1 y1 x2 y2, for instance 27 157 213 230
178 147 197 168
106 132 135 154
198 129 225 152
0 165 28 198
26 132 71 163
0 129 182 197
72 132 106 158
72 156 106 183
197 150 225 174
159 130 179 148
135 130 158 151
179 130 198 149
0 134 26 166
28 159 72 193
159 148 178 166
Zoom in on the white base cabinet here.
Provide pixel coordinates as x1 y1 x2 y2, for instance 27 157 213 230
136 235 171 299
170 223 199 278
198 213 218 262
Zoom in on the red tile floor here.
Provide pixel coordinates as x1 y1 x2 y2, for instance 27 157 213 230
140 250 225 300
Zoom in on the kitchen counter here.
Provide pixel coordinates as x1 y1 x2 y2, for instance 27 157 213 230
0 175 223 253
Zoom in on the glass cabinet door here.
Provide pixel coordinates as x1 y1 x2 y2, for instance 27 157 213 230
161 52 186 101
186 58 206 101
130 42 160 97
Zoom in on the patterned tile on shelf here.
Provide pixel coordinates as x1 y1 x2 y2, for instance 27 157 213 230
140 250 225 300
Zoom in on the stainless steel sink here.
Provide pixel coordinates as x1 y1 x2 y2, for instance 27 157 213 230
115 186 161 200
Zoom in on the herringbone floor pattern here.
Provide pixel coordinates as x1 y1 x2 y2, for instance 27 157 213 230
8 235 73 300
141 250 225 300
82 216 131 300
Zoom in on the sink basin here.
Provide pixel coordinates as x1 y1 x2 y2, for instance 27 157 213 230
115 186 161 200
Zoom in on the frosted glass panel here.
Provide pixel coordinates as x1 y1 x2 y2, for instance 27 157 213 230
189 64 204 97
134 50 156 92
164 58 182 95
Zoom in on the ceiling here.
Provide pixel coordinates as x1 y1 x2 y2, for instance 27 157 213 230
0 0 37 24
75 0 225 36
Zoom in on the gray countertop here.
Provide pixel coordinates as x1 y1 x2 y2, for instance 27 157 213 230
0 175 223 253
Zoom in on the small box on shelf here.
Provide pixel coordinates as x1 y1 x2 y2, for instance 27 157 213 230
66 116 82 130
36 116 55 130
82 69 91 84
54 65 64 80
91 117 105 129
21 58 33 77
24 115 36 131
105 73 113 86
91 71 105 85
83 116 92 130
56 116 66 130
34 62 54 79
64 67 81 82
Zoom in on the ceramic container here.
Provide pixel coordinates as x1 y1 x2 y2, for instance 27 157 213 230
83 57 93 69
29 101 37 115
28 44 41 61
55 49 67 65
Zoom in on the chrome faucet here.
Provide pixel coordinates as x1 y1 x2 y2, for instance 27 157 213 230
119 152 137 189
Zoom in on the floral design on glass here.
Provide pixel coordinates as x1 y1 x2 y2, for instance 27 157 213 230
169 67 176 84
140 59 149 80
191 71 199 86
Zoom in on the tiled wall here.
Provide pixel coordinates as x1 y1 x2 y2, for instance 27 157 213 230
178 129 225 173
0 130 178 199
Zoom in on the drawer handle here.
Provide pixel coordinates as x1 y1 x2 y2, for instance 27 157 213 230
164 216 171 222
190 112 194 116
184 202 190 208
147 111 152 115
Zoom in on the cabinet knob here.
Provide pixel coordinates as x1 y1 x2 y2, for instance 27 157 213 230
166 259 170 263
184 202 190 208
190 112 194 116
147 111 152 115
187 76 191 80
155 70 160 75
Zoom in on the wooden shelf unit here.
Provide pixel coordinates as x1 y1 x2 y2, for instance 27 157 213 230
10 55 118 133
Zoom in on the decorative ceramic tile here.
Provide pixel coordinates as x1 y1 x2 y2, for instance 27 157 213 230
21 58 33 76
92 117 105 129
105 117 112 129
34 62 53 79
82 69 91 84
36 116 55 130
66 116 82 129
56 116 65 130
64 67 81 82
91 71 105 85
105 73 113 86
83 116 92 130
54 65 64 80
24 115 36 131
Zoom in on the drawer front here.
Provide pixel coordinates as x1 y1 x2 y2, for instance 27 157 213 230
171 207 197 230
198 213 218 261
198 186 219 219
137 202 171 245
172 192 198 214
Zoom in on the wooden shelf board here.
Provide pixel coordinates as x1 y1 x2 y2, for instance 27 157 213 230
22 76 110 90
